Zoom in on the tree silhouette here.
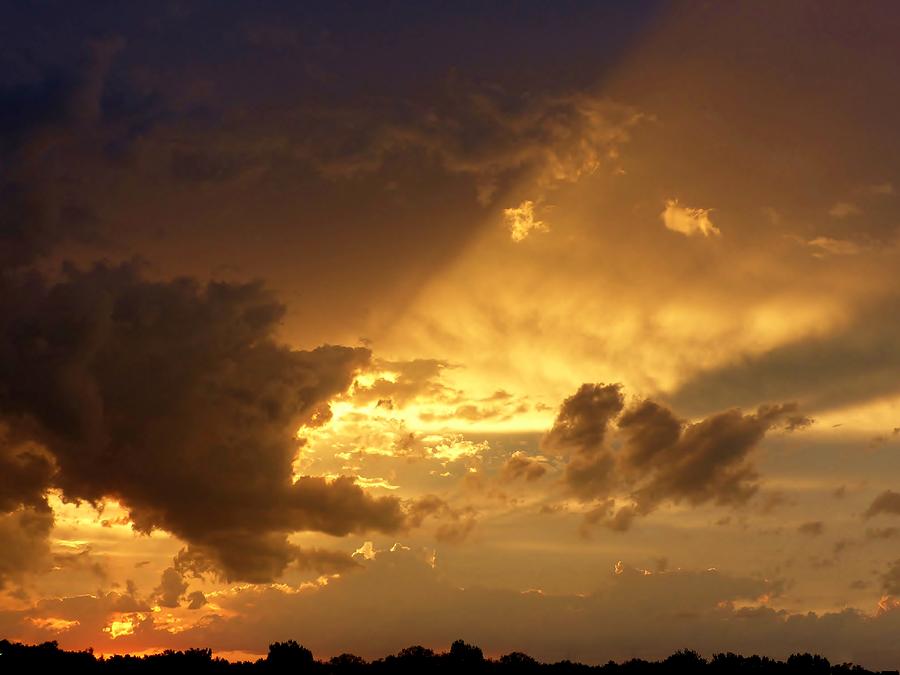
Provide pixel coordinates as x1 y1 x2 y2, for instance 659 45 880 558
0 638 894 675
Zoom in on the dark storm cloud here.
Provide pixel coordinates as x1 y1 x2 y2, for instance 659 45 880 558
0 262 405 582
544 384 794 529
864 490 900 519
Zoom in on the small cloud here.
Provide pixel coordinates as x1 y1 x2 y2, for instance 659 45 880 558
352 541 378 561
661 199 720 237
807 237 863 256
866 527 899 540
828 201 862 218
861 182 894 196
881 559 900 595
784 414 814 431
504 200 548 242
864 490 900 518
501 451 547 482
761 207 781 225
186 590 207 610
797 521 824 536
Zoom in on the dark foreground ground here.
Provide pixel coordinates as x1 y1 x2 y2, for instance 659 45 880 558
1 639 897 675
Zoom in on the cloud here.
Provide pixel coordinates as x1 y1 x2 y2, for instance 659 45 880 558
0 431 56 587
504 200 548 242
298 82 643 205
828 202 862 218
797 521 825 536
0 262 405 583
667 297 900 415
406 496 478 544
882 559 900 595
186 591 208 611
622 402 789 512
543 385 793 528
806 237 864 256
500 452 547 482
351 359 456 408
0 37 133 270
661 200 720 237
784 414 815 431
153 568 188 609
542 384 624 500
862 182 894 196
864 490 900 519
866 527 899 540
543 384 624 456
0 508 54 589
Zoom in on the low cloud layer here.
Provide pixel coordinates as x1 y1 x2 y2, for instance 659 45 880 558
6 546 900 670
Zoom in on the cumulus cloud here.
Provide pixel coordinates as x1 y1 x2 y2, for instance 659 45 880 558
543 384 794 529
661 200 720 237
0 262 405 582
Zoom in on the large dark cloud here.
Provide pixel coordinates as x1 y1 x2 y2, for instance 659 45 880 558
0 262 405 582
544 383 795 529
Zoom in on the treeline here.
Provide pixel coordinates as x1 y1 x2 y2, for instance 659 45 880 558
0 639 895 675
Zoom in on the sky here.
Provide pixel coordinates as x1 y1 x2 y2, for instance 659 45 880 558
3 0 900 668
